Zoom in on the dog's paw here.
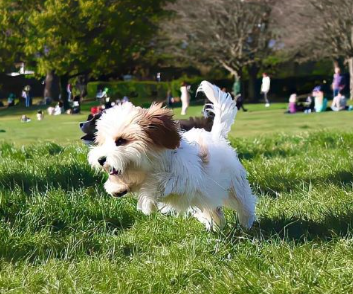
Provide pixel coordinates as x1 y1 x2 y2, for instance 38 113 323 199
104 179 128 198
137 197 157 215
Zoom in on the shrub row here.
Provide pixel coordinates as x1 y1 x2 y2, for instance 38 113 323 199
87 77 205 104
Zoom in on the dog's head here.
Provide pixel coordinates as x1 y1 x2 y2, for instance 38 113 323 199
88 102 180 195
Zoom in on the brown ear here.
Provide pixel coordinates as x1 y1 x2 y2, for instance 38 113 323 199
140 103 181 149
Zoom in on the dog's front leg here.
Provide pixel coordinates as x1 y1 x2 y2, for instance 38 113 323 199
136 178 163 215
137 197 157 215
104 176 129 198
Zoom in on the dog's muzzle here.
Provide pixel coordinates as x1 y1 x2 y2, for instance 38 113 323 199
108 167 121 176
112 190 128 198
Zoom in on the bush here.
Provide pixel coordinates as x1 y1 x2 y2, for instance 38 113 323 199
87 78 207 106
87 81 170 106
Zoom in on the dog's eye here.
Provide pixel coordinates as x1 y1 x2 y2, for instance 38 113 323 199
115 138 127 146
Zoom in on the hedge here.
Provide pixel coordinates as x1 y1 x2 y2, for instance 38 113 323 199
87 77 206 105
87 81 169 105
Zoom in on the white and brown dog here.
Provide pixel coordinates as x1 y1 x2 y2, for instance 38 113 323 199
88 81 256 230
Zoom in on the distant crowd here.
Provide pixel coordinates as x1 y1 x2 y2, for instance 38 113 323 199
4 66 352 123
285 67 350 114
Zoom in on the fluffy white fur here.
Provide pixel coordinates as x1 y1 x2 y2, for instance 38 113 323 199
89 81 257 230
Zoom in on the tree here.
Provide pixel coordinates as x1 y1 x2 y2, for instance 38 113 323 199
310 0 353 98
273 0 353 98
163 0 277 99
0 0 172 106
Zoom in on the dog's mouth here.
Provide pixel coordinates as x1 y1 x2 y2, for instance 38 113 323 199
112 190 128 198
109 167 121 176
80 134 95 142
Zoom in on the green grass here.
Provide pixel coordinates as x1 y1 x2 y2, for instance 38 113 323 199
1 101 353 145
1 103 353 292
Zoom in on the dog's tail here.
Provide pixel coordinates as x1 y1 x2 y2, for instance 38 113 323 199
196 80 237 138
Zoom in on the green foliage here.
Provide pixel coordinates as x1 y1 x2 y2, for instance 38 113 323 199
1 132 353 293
86 77 204 104
0 0 173 77
87 81 170 105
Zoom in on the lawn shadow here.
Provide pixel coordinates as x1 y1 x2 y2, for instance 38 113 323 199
238 148 299 161
0 163 105 193
256 210 353 241
223 209 353 245
0 208 137 263
254 169 353 197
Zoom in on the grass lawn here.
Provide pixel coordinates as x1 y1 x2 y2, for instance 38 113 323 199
0 101 353 293
0 100 353 145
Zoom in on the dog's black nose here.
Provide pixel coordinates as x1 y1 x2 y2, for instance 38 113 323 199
79 123 83 128
112 190 128 198
98 156 107 166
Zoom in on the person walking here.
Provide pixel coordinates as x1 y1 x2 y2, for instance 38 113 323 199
67 83 72 102
231 79 248 112
180 81 190 115
23 85 31 107
261 72 271 107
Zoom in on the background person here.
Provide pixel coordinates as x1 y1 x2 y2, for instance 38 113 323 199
54 100 64 115
332 67 345 98
180 81 190 115
22 85 31 107
231 81 248 112
261 72 271 107
331 90 347 111
313 86 328 112
304 95 315 113
287 94 297 114
7 93 16 107
67 83 72 102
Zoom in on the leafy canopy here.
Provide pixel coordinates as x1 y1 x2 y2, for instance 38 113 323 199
0 0 172 77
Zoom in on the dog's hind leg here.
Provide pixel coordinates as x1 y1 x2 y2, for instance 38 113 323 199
224 179 256 229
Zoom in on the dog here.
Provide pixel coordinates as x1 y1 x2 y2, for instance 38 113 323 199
88 81 256 230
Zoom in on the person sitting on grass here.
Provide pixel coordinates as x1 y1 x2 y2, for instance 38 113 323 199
287 94 298 114
331 90 348 111
7 93 16 107
304 95 315 113
54 100 64 115
313 86 328 113
72 95 81 114
37 110 44 120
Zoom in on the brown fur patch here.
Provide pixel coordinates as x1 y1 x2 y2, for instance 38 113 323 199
139 103 181 149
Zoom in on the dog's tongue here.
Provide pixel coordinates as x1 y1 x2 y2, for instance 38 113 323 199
109 167 120 175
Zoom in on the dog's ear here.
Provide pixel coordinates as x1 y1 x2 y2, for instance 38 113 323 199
140 103 180 149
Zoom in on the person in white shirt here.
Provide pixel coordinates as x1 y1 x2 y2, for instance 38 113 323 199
261 72 271 107
180 81 190 115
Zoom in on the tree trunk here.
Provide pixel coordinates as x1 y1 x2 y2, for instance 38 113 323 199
60 74 70 109
248 64 259 101
44 70 60 102
349 57 353 100
75 74 88 99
